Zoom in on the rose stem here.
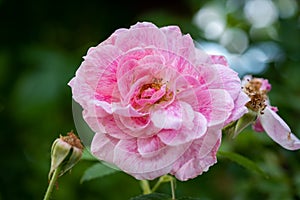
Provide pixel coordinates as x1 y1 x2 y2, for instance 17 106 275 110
170 177 176 200
43 166 61 200
140 180 151 194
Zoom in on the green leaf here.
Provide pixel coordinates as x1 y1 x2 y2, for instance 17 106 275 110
217 151 269 178
80 162 119 183
81 148 98 161
177 197 201 200
130 193 171 200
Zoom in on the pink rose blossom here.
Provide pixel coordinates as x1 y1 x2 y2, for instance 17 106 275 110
69 22 248 181
242 76 300 150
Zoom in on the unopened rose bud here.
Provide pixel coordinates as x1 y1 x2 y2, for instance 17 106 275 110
49 131 83 179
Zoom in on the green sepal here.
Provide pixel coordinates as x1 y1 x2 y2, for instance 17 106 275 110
233 110 257 138
223 110 257 138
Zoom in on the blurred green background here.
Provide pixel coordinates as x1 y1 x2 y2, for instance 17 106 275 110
1 0 300 199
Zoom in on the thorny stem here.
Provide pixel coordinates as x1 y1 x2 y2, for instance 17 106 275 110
43 166 61 200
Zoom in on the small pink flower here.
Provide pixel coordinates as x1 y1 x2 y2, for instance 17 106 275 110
69 22 248 181
243 76 300 150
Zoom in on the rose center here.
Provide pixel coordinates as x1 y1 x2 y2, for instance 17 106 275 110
139 83 161 99
132 79 174 110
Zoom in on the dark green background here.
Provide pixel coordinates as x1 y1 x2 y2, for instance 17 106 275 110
1 0 300 199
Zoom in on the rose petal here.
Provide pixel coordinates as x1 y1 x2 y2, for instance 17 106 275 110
210 55 228 66
137 136 166 157
225 91 249 125
151 101 188 130
170 129 221 181
112 139 191 176
116 115 161 138
158 111 207 146
260 107 300 150
201 63 242 100
91 133 119 164
115 22 167 52
178 88 234 126
160 25 200 63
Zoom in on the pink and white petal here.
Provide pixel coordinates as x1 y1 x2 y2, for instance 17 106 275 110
112 103 145 117
137 136 166 158
91 133 120 164
160 26 198 63
115 22 167 52
202 64 242 100
225 91 249 125
179 88 234 127
101 28 128 46
194 48 213 66
260 107 300 150
151 101 190 130
83 44 121 90
99 114 134 140
171 136 221 181
69 76 96 108
113 139 191 175
115 115 161 138
130 165 173 180
158 112 207 146
210 55 228 66
69 45 123 105
81 103 111 134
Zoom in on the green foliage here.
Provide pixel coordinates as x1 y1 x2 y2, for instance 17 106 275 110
80 162 119 183
217 151 269 178
81 148 98 161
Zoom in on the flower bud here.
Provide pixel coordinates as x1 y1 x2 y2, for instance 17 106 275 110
49 131 83 179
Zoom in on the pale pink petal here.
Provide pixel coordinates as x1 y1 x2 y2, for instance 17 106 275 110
91 133 119 164
111 103 145 117
151 101 189 130
137 136 166 157
99 115 134 139
210 55 228 66
260 107 300 150
82 102 111 134
170 128 221 181
158 112 207 146
201 64 241 100
112 139 191 176
160 26 201 63
115 115 161 138
130 165 173 180
178 88 234 126
225 91 250 125
115 22 167 52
